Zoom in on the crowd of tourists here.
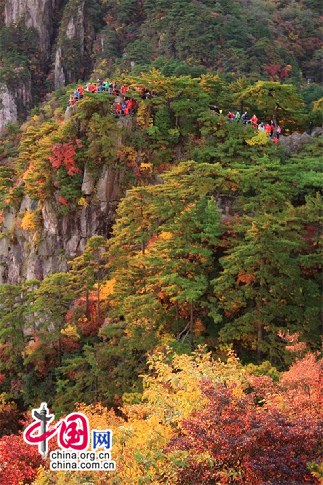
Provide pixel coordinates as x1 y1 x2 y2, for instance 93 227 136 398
68 79 153 116
210 105 282 142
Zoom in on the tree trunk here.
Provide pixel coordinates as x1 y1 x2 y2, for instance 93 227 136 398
272 106 278 136
58 335 62 367
97 269 100 323
175 301 179 321
95 375 98 403
141 194 145 255
190 301 194 349
86 289 90 320
257 321 263 363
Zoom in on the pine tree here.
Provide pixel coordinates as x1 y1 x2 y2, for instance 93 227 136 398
69 236 108 324
212 205 322 366
237 81 304 128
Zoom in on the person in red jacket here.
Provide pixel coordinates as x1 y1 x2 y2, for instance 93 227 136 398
126 99 132 113
77 85 84 99
265 123 272 136
251 114 258 128
270 120 275 137
115 103 122 115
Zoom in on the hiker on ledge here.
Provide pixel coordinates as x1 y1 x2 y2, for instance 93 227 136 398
78 85 84 99
251 114 258 128
308 121 313 135
241 112 248 124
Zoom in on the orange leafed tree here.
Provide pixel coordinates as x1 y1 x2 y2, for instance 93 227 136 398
49 142 82 176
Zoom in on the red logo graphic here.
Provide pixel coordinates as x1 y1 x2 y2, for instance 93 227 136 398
24 403 90 458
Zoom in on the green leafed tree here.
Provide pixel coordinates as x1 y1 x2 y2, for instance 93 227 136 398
237 81 304 129
212 201 322 366
69 235 108 324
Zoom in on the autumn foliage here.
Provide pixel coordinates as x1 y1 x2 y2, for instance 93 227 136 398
49 142 82 176
0 433 43 485
168 382 323 484
31 348 323 485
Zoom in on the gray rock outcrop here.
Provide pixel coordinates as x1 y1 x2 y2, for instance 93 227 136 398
0 84 17 132
278 127 322 153
0 77 32 133
5 0 63 56
0 166 123 285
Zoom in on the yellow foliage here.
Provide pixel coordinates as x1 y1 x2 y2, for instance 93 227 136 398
313 97 323 111
288 32 298 40
77 197 89 207
21 210 37 232
32 348 247 485
53 107 64 122
100 279 116 299
60 324 80 340
140 162 153 173
159 231 173 241
246 131 269 146
24 340 38 358
136 101 151 127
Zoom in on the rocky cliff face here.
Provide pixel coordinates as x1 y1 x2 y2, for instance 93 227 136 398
0 77 32 133
0 84 17 132
0 108 134 285
5 0 63 56
0 164 122 284
53 0 95 89
2 0 93 129
1 0 64 131
53 1 86 89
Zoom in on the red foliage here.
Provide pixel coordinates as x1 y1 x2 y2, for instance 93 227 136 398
265 64 289 79
26 334 80 375
26 344 57 376
66 295 104 336
58 195 69 206
168 383 322 484
277 330 307 354
280 67 289 78
49 142 82 176
278 352 323 418
0 401 20 436
126 158 142 178
265 64 281 78
0 344 12 364
303 224 319 245
236 272 257 284
0 433 44 484
59 338 80 354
